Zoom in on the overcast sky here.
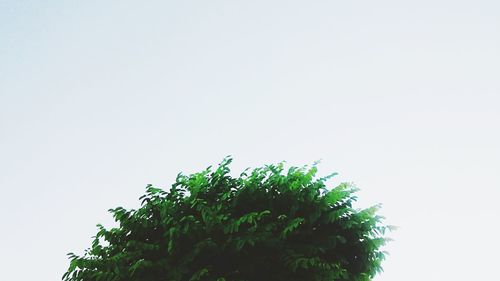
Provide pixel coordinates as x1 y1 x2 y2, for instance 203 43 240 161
1 1 499 280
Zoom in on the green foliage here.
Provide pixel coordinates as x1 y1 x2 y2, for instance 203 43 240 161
63 157 393 281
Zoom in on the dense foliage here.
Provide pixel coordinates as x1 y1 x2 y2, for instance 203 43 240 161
63 158 392 281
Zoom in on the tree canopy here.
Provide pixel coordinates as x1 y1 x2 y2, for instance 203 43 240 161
63 157 392 281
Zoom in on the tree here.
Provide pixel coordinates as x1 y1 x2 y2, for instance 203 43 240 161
63 157 392 281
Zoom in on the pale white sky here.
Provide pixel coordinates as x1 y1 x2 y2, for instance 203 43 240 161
1 1 499 280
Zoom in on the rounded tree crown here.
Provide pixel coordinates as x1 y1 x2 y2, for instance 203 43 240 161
63 157 392 281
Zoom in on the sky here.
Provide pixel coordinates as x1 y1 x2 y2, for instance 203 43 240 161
1 1 499 280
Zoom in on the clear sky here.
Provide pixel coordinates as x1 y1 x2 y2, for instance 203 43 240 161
1 1 499 280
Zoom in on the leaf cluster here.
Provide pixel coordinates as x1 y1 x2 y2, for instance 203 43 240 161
63 157 392 281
